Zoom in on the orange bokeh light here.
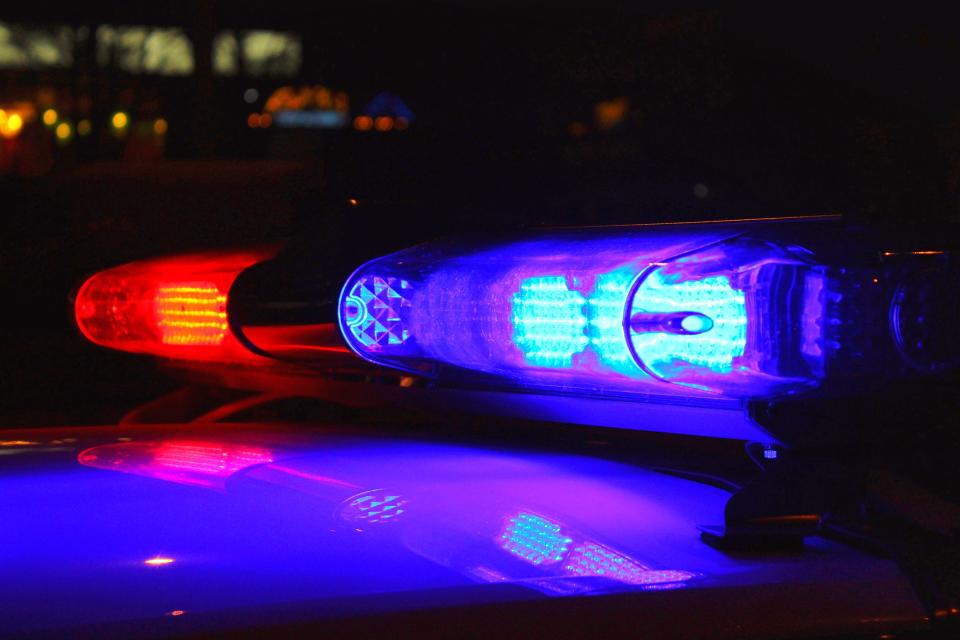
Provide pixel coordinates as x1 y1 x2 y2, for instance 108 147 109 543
374 116 394 132
353 115 373 131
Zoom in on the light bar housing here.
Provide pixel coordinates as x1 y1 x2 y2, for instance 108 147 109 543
337 224 831 400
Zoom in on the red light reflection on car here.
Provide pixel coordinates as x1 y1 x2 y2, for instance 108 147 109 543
78 441 275 489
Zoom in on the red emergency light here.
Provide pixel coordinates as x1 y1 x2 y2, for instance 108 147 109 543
74 248 276 361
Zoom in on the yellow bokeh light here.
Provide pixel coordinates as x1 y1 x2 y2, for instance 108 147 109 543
153 118 168 135
55 121 72 141
144 557 174 566
111 111 129 130
42 108 58 126
77 119 92 136
10 114 22 131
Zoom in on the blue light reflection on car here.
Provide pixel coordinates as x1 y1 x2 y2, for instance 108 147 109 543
1 430 738 634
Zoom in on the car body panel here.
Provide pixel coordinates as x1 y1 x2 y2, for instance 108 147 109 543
0 423 929 638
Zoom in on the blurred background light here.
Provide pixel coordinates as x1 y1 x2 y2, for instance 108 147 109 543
354 115 373 131
54 121 73 145
110 111 129 131
41 108 58 127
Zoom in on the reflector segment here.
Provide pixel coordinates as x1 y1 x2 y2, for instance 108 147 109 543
344 276 412 348
629 269 747 378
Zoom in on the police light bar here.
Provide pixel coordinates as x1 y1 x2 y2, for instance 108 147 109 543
337 220 955 401
74 248 276 361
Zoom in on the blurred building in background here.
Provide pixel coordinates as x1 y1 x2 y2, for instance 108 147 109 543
0 18 314 174
2 4 960 225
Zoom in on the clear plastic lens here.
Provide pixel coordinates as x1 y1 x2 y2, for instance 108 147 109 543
338 229 826 399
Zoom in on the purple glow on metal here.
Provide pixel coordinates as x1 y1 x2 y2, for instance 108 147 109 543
338 228 826 400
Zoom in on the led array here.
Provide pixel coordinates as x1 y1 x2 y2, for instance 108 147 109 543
512 277 589 367
587 270 641 373
154 283 228 346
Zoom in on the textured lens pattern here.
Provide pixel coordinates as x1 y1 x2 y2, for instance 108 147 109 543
345 276 412 349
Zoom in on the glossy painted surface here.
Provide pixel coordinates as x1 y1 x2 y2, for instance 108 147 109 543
0 423 927 638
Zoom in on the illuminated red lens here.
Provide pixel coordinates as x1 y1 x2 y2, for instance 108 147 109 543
74 249 274 360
